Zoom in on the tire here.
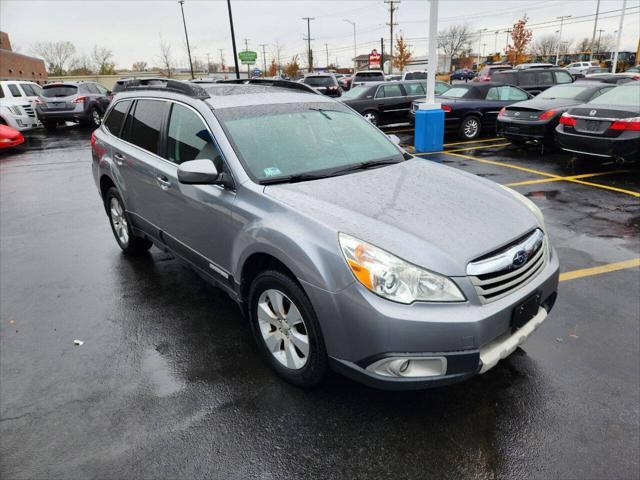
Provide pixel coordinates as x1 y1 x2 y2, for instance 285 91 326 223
459 115 481 140
89 107 102 128
105 187 152 255
44 121 57 132
362 110 379 126
248 270 328 387
0 117 7 126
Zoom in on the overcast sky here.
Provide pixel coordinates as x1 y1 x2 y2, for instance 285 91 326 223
1 0 639 70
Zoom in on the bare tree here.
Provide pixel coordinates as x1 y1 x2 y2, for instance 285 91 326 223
157 35 173 78
132 61 148 72
272 40 285 75
532 34 558 56
69 54 94 75
92 45 115 75
438 24 472 71
32 41 76 75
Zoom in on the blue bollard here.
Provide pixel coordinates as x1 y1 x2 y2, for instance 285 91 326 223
414 107 445 154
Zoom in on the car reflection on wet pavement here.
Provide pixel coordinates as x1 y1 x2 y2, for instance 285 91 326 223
1 126 638 479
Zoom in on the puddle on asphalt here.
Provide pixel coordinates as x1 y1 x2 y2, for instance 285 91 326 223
141 348 185 397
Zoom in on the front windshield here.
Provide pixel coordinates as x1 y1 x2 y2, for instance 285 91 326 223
304 76 334 87
440 86 472 98
341 85 370 99
589 85 640 106
216 104 402 182
538 85 590 99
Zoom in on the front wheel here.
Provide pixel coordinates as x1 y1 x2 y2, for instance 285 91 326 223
362 110 379 126
248 270 328 387
105 187 152 255
459 116 481 140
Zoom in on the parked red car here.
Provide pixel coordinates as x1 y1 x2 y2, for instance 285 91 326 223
0 124 25 149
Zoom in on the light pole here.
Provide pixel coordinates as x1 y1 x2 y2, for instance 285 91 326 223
596 29 604 57
589 0 601 60
555 15 571 65
494 30 498 56
302 17 315 73
178 0 194 79
477 28 487 69
260 43 268 76
226 0 240 79
612 0 627 73
344 19 357 74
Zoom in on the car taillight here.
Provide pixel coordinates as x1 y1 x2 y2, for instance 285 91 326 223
34 98 43 104
538 109 559 121
72 96 87 103
441 105 452 112
90 131 96 147
559 113 576 126
498 107 506 117
608 117 640 131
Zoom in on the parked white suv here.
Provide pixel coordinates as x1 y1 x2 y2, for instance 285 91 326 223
0 81 42 131
566 62 599 76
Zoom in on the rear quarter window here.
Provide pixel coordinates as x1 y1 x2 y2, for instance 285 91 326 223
103 100 132 137
121 99 168 156
555 71 573 84
7 84 22 97
491 72 515 84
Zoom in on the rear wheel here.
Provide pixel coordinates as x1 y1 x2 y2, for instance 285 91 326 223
105 187 152 255
459 115 481 140
248 270 328 387
362 110 379 126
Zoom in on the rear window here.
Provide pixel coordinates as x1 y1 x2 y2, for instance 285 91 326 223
354 72 384 82
303 76 335 87
538 85 590 99
492 72 516 83
588 85 640 107
8 84 22 97
104 100 132 137
404 72 427 80
122 100 167 155
42 85 78 98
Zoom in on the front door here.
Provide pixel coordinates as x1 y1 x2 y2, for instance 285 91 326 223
374 83 409 125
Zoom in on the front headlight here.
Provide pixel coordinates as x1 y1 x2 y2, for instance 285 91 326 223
338 233 465 304
500 185 546 231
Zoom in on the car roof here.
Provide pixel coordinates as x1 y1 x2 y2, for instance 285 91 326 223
354 70 385 74
202 84 332 109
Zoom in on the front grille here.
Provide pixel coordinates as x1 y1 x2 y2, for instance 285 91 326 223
467 229 547 303
22 104 36 118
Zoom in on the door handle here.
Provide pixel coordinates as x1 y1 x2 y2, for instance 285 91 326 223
156 175 171 189
113 152 124 166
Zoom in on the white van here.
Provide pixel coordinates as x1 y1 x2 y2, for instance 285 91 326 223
0 81 42 131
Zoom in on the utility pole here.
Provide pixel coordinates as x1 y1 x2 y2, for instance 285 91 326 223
243 38 251 77
260 43 268 76
302 17 315 73
504 29 512 54
596 29 604 56
206 53 211 74
325 43 329 68
384 0 400 75
226 0 240 79
612 0 627 73
178 0 195 79
344 19 356 74
477 28 487 69
494 30 498 56
589 0 601 60
381 37 385 72
555 16 571 65
218 48 225 73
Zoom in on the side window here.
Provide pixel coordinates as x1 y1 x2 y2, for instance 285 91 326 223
122 100 167 156
0 85 4 99
95 84 108 95
555 71 573 84
506 87 529 101
166 103 224 171
8 84 22 97
536 71 554 85
404 83 425 95
486 87 500 100
103 100 132 137
520 71 537 86
435 82 450 95
86 84 100 94
375 84 403 98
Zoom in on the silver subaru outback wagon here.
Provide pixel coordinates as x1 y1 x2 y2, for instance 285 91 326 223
91 79 559 390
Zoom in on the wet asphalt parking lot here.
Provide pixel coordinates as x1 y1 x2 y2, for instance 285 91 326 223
1 123 639 480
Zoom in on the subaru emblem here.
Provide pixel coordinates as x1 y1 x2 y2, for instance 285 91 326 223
513 250 528 268
514 112 520 116
589 109 597 116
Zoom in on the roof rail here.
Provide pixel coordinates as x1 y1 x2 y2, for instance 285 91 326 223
216 78 318 95
120 78 210 99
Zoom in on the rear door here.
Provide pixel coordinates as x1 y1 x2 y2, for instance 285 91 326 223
115 98 170 237
152 101 237 279
374 83 408 124
534 70 555 94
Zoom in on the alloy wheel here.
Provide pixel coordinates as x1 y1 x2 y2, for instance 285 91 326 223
363 112 378 126
92 108 101 126
464 118 479 138
109 197 129 246
257 289 309 370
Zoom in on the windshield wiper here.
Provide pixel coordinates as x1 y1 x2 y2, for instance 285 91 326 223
260 171 332 185
324 156 404 177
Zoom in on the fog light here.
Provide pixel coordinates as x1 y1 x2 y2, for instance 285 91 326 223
367 356 447 378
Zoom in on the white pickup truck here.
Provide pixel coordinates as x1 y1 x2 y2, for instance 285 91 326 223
0 81 42 131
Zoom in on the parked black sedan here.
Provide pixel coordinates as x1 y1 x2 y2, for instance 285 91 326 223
497 82 616 146
555 83 640 163
340 80 450 126
410 83 532 140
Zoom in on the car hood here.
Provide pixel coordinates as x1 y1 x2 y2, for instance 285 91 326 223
264 159 539 276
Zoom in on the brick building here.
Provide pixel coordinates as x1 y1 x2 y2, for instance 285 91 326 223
0 31 47 84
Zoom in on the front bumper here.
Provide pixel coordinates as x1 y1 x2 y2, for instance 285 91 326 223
303 246 559 390
0 112 40 131
555 127 640 161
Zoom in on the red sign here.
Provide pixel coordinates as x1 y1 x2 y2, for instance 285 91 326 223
369 49 381 69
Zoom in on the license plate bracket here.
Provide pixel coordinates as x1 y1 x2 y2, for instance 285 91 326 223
511 292 541 332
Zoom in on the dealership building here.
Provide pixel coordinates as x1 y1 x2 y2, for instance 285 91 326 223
0 31 47 84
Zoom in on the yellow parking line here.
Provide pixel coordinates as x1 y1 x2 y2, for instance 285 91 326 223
445 143 511 154
444 137 503 147
383 128 414 134
567 178 640 198
559 258 640 282
505 170 630 187
444 151 559 178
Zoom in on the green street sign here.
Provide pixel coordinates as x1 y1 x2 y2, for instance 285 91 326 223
239 50 258 64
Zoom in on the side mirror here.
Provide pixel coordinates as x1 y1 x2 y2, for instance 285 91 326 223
178 159 220 185
387 134 401 146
